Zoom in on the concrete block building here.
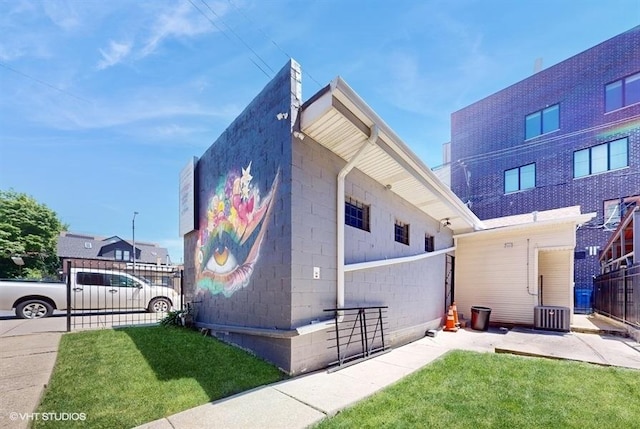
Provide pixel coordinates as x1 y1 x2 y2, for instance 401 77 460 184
181 61 488 374
449 26 640 308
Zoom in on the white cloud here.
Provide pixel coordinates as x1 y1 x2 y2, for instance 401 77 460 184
42 1 80 31
140 1 219 58
97 40 133 70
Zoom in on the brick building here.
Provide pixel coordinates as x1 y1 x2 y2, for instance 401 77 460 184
449 26 640 309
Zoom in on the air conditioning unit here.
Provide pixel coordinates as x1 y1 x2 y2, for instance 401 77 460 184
534 306 570 332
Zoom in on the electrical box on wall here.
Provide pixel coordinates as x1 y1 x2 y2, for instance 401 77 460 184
313 267 320 279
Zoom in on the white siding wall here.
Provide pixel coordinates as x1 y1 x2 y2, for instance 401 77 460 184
454 223 575 325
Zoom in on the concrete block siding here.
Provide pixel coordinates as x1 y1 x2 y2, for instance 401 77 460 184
450 26 640 289
186 60 454 374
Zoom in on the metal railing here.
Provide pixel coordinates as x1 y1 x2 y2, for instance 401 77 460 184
324 306 388 369
594 265 639 327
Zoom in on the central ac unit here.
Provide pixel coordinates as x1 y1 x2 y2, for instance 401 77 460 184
534 306 570 332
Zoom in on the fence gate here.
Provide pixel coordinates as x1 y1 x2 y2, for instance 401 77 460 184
445 255 455 312
65 260 183 331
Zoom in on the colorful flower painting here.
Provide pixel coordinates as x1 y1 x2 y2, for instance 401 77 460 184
195 162 280 297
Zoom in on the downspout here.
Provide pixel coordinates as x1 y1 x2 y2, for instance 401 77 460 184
337 124 379 320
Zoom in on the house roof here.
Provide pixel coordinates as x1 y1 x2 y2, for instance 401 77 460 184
299 78 485 234
453 206 596 238
57 232 170 264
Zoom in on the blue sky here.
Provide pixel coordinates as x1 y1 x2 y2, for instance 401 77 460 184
1 0 638 263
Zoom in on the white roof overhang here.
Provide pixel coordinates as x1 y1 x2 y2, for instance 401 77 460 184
453 212 597 239
300 77 484 234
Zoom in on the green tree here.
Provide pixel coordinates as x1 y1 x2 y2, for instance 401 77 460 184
0 190 66 279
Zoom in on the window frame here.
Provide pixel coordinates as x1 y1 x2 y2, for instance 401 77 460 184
605 71 640 112
573 138 629 179
525 104 559 140
394 220 410 245
345 197 370 232
504 163 536 194
425 234 435 252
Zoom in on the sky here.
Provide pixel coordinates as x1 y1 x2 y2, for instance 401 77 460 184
1 0 638 264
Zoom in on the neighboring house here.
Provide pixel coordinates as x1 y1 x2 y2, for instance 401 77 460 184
449 26 640 310
57 232 178 287
181 60 593 374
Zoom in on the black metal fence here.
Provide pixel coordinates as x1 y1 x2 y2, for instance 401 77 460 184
64 260 183 331
324 306 388 370
593 265 639 327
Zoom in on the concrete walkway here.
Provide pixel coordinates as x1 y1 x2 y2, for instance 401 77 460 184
137 326 640 429
1 314 638 429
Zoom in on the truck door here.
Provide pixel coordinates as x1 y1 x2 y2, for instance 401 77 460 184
107 273 144 310
73 272 107 310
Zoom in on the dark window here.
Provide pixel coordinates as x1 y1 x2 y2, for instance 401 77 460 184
394 220 409 245
573 138 628 178
504 163 535 193
574 251 586 260
525 104 559 139
425 234 435 252
345 197 370 232
605 72 640 112
76 272 107 286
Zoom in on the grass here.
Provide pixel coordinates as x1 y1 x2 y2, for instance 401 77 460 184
316 350 640 429
34 326 285 428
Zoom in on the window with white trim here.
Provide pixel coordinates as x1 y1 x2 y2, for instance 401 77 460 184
504 163 535 193
574 138 628 178
525 104 559 139
605 72 640 112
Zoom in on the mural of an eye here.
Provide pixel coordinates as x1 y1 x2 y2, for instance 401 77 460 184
205 247 238 274
195 163 280 297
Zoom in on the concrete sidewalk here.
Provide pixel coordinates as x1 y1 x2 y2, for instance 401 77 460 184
1 314 638 429
137 327 640 429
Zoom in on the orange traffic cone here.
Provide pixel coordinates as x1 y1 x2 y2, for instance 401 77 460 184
444 306 458 332
452 302 460 327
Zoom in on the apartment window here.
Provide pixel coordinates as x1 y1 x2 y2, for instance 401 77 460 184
504 163 535 193
394 220 409 245
525 104 559 139
605 72 640 112
425 234 435 252
345 197 370 232
574 138 628 178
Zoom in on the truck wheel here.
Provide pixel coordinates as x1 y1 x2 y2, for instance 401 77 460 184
16 300 53 319
148 297 171 313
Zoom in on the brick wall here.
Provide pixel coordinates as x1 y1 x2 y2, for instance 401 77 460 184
450 26 640 288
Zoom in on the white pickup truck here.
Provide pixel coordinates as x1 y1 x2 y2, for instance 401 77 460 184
0 268 180 319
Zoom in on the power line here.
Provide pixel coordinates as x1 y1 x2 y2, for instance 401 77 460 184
454 114 640 167
186 0 273 79
0 62 91 104
226 0 323 89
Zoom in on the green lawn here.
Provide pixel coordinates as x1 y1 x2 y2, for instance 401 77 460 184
34 326 285 428
316 350 640 429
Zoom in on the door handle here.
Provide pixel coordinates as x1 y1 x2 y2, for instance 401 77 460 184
72 287 83 292
108 289 118 293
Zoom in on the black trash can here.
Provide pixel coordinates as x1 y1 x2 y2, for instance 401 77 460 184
470 306 492 331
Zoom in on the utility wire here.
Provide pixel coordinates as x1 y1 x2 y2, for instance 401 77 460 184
453 114 640 167
198 0 275 75
226 0 324 89
186 0 272 79
0 62 91 104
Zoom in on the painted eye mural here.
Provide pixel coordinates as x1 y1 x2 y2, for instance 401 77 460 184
195 162 280 297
